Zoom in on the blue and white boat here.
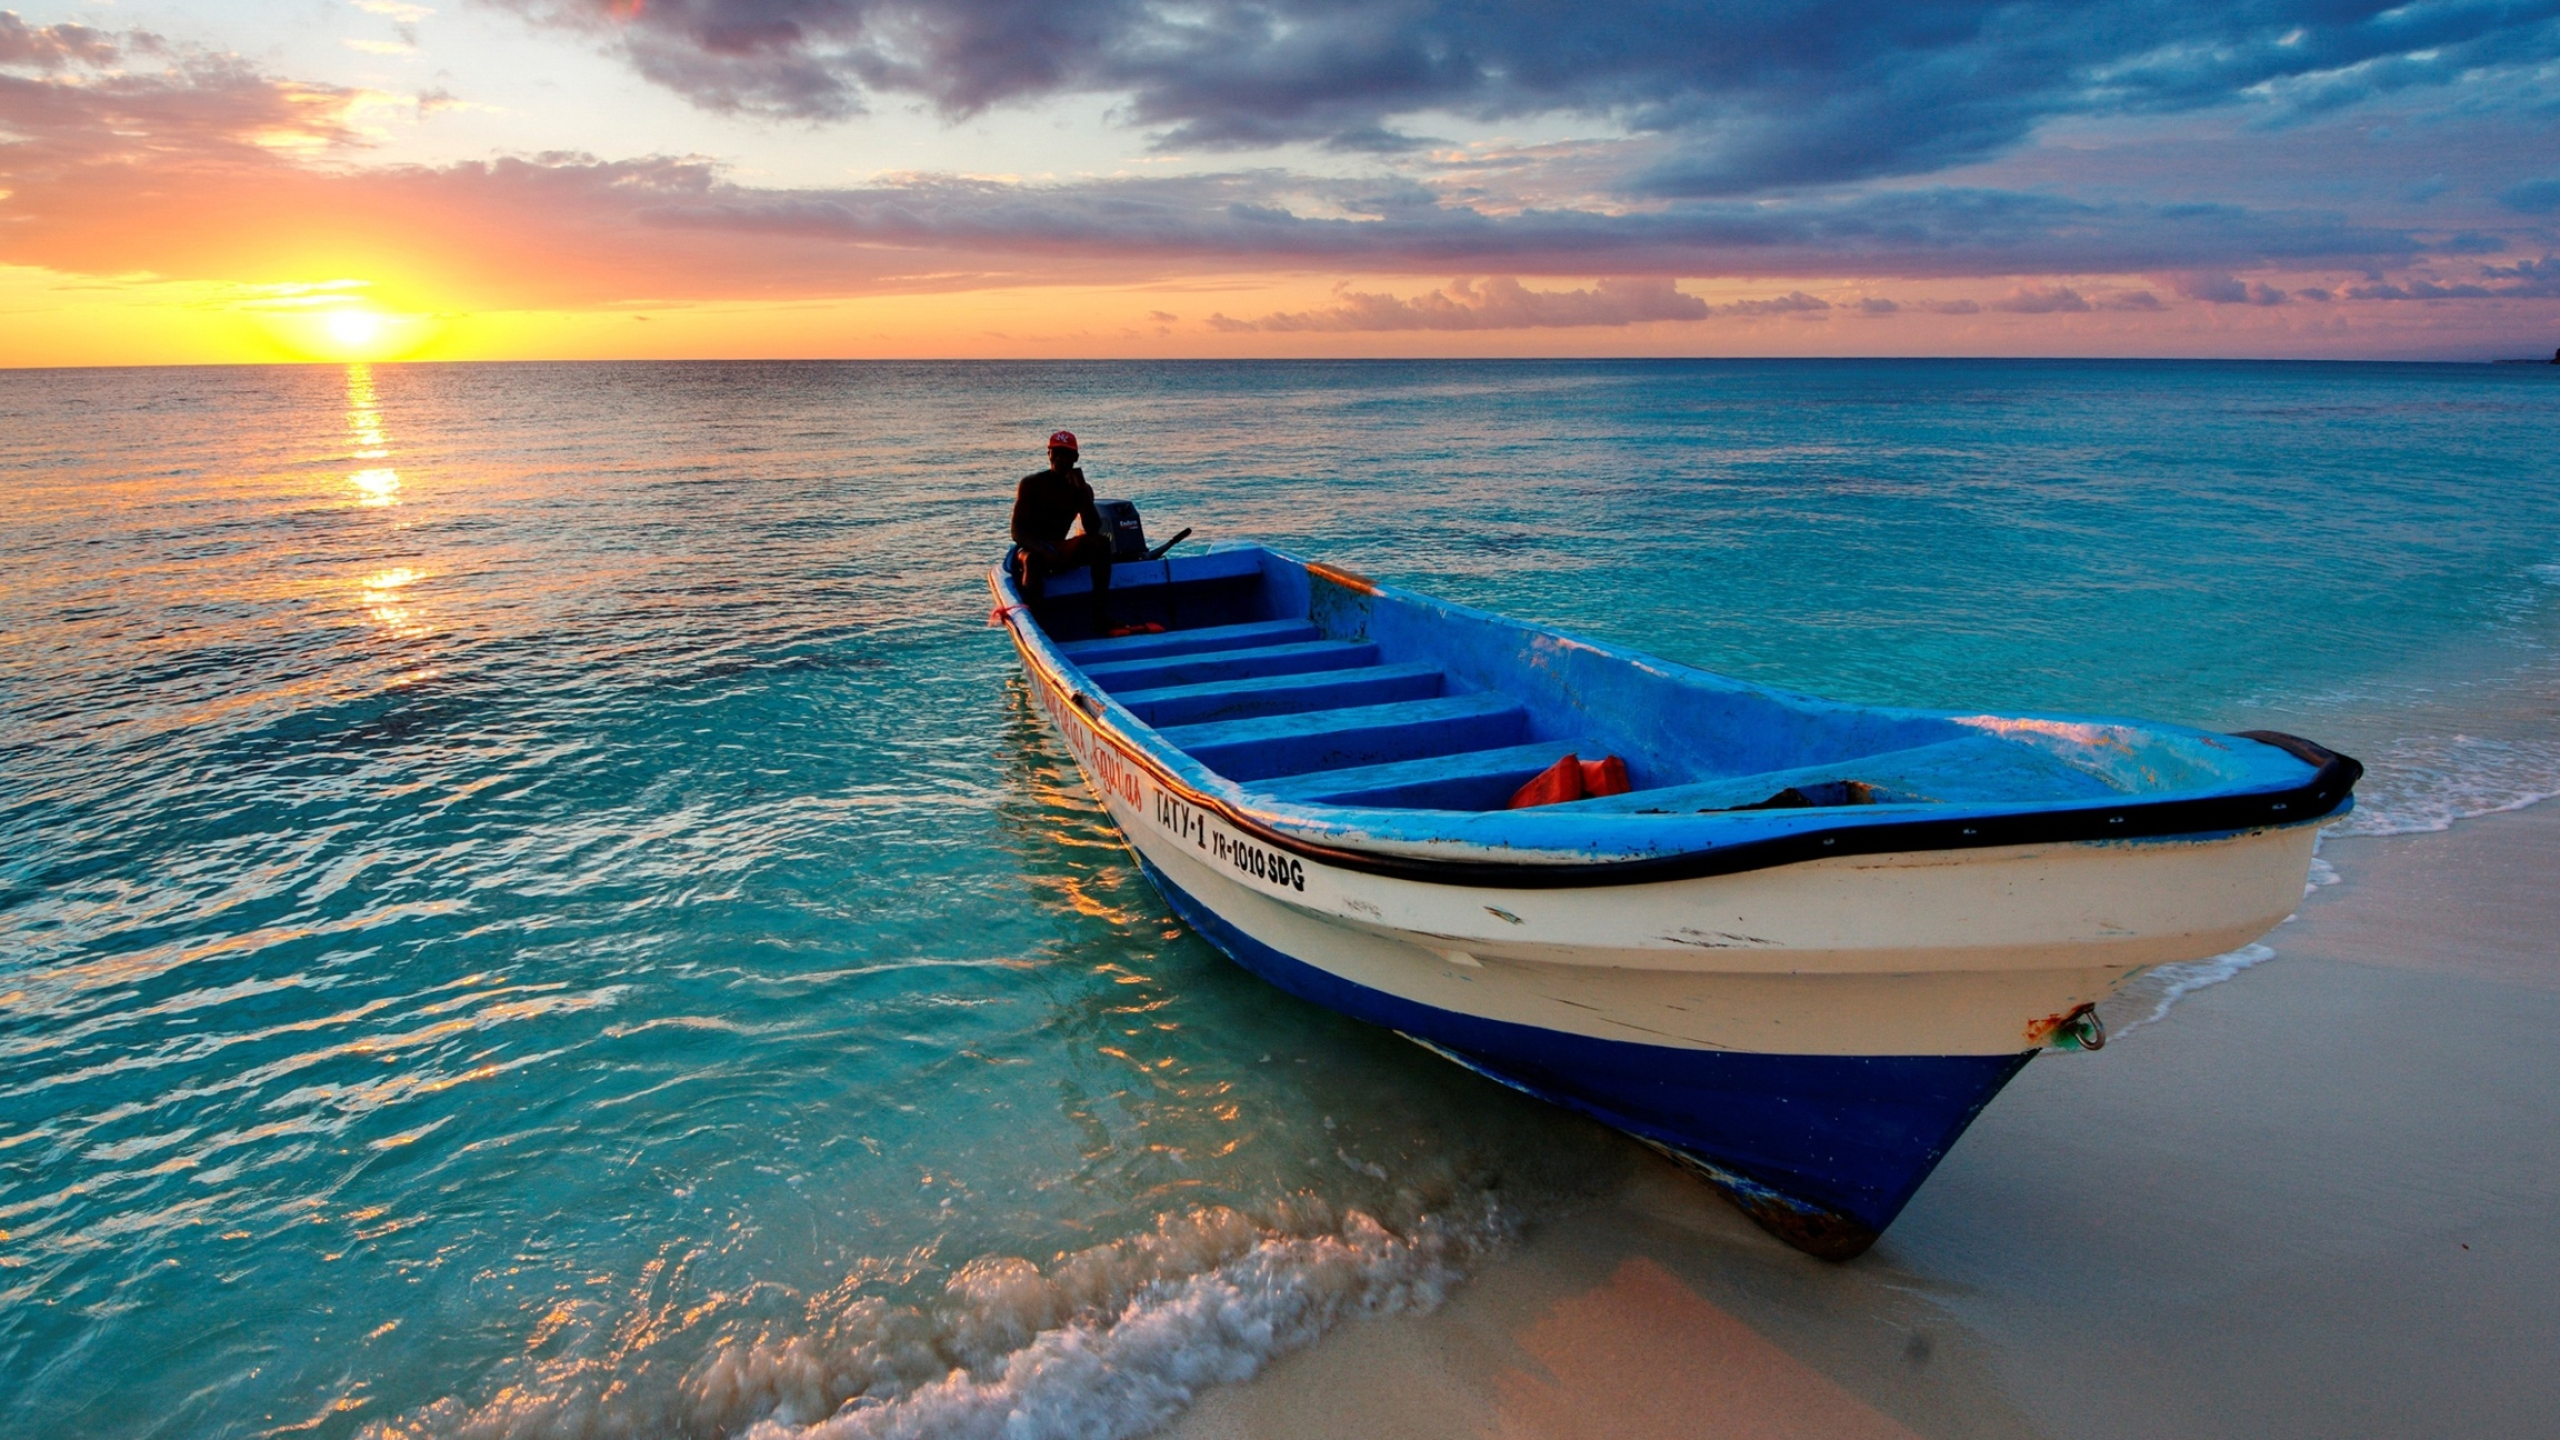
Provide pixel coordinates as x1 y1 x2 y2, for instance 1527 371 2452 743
991 543 2360 1257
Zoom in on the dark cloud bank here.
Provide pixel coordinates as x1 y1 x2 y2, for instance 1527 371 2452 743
509 0 2560 194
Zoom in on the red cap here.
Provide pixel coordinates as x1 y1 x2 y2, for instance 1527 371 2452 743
1048 430 1079 451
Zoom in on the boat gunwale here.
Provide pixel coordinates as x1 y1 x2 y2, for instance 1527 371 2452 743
991 554 2363 891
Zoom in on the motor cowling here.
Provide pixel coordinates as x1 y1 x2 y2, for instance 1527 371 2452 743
1093 499 1149 559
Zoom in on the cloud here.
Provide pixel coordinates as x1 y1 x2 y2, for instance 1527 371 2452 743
1990 284 2091 313
0 12 125 69
639 177 2426 282
2345 258 2560 300
2502 178 2560 214
1718 290 1829 317
490 0 2560 195
0 51 369 171
1869 287 2165 315
1205 276 1709 332
2172 272 2290 305
2346 279 2491 299
2175 272 2249 304
2480 256 2560 296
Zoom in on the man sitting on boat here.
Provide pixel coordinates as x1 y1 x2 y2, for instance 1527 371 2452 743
1010 430 1111 624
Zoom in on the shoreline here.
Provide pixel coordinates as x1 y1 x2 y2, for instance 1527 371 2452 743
1170 803 2560 1439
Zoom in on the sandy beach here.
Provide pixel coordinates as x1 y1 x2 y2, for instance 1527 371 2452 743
1173 803 2560 1440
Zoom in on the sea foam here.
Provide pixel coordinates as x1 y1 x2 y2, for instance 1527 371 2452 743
369 1195 1514 1440
2329 731 2560 837
2104 943 2279 1036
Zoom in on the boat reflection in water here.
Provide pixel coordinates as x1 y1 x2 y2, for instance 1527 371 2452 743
994 542 2358 1257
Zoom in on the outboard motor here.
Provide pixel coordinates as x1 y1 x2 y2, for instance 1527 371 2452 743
1094 498 1149 559
1093 499 1192 561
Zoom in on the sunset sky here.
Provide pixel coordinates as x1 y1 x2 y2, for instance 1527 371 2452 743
3 0 2556 364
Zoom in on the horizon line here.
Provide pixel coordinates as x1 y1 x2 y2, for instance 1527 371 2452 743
6 352 2557 374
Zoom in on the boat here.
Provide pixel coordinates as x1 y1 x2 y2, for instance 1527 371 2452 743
990 541 2361 1258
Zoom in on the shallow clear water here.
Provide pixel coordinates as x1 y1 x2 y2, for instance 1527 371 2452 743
3 359 2555 1440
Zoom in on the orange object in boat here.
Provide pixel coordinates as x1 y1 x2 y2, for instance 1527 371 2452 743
1508 753 1632 808
1507 754 1586 809
1580 754 1631 797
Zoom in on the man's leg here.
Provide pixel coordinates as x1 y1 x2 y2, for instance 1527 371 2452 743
1013 543 1051 602
1070 533 1112 626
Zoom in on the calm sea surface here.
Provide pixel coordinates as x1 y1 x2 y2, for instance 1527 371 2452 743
4 360 2557 1439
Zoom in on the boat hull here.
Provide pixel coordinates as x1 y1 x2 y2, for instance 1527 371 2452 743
1137 851 2031 1257
1013 640 2319 1255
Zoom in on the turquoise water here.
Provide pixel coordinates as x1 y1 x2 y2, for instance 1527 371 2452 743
3 360 2556 1439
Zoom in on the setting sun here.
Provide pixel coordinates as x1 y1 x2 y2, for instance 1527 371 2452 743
326 309 385 351
244 301 443 362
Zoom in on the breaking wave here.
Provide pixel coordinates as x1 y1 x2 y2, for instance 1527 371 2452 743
367 1194 1516 1440
2107 838 2343 1036
2327 730 2560 837
2104 943 2279 1036
2321 562 2560 838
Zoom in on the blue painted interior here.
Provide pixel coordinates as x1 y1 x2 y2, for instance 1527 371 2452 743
1082 639 1382 691
1116 663 1445 728
1030 550 1270 642
1567 735 2121 812
1014 543 2333 843
1054 617 1319 662
1138 854 2032 1237
1161 694 1529 783
1249 741 1605 811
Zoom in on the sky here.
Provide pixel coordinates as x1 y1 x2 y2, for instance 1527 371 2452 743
1 0 2556 363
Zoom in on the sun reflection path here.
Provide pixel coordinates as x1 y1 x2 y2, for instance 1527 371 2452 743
346 363 401 507
340 365 437 647
361 566 432 640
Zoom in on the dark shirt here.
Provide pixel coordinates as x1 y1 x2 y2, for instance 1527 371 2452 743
1011 465 1102 550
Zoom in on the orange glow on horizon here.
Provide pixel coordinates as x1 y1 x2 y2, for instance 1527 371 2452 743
0 262 2550 368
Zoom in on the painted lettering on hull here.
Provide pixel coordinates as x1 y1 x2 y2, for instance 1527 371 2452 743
1153 774 1306 891
1034 676 1142 807
1155 790 1212 849
1035 672 1310 898
1214 829 1306 892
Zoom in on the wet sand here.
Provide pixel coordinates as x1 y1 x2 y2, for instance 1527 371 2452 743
1171 803 2560 1440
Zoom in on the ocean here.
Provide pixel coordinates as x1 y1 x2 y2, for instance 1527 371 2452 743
3 359 2556 1439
